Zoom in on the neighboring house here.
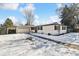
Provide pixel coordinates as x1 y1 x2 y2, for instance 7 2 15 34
32 23 67 35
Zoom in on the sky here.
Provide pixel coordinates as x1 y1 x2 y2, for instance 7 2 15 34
0 3 62 26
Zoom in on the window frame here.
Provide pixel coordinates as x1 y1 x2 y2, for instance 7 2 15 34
54 25 59 30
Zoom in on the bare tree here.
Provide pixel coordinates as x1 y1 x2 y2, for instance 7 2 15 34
21 4 35 25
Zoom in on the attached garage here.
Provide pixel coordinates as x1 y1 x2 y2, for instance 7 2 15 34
7 27 16 34
16 26 30 33
0 25 35 34
8 29 16 34
6 25 33 34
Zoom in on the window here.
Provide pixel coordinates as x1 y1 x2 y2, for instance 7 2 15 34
62 26 66 30
38 26 43 30
37 26 39 30
40 26 43 30
54 25 59 30
31 27 34 30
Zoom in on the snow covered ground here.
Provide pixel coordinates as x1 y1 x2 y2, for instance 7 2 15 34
30 33 79 45
0 33 79 56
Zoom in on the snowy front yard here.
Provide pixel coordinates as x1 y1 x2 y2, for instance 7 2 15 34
30 33 79 45
0 33 79 56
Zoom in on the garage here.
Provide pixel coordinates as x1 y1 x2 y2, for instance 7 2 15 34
7 27 16 34
8 29 16 34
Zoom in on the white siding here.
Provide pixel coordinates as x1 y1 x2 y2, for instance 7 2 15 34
37 25 67 35
60 26 67 34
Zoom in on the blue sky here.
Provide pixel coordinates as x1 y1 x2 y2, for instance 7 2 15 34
0 3 61 25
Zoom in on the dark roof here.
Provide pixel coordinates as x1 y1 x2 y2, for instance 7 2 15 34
35 22 67 27
37 22 59 26
35 22 66 27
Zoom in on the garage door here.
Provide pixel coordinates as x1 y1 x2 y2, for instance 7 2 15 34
8 29 16 34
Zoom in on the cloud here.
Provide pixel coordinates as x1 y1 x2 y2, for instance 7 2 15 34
47 15 61 24
21 19 26 25
33 19 40 26
8 16 22 26
0 18 5 24
20 3 35 16
26 3 35 11
36 15 61 25
0 3 19 10
34 15 39 20
33 15 61 26
33 15 40 26
0 16 26 26
56 3 64 8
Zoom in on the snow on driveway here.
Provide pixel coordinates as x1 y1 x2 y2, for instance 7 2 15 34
0 34 79 56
